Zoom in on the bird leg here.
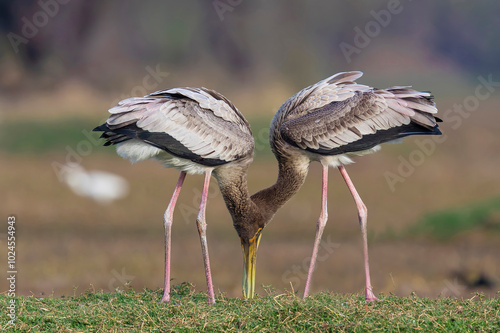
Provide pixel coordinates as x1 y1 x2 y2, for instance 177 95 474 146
338 165 379 302
196 170 216 305
303 165 329 299
160 171 187 303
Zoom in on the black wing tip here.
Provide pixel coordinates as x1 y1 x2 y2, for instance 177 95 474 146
433 125 442 135
93 123 125 146
139 131 228 167
93 123 108 132
400 121 442 136
303 122 442 157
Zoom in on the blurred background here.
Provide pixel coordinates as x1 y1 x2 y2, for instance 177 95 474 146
1 1 499 299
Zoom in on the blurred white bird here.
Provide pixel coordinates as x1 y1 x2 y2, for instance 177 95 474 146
61 163 129 204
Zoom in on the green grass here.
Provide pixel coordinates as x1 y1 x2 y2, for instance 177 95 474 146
409 196 500 241
1 284 499 332
377 196 500 242
0 118 106 155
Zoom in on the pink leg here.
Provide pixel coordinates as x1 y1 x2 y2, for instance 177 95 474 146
160 171 187 303
338 165 379 302
196 170 216 305
303 165 329 299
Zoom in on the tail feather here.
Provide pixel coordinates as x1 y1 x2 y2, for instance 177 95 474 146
93 123 133 146
378 86 439 129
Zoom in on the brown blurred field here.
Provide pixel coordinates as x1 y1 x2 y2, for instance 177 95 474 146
1 2 499 302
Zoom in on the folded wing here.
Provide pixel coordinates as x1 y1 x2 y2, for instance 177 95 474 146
94 87 254 166
277 72 441 156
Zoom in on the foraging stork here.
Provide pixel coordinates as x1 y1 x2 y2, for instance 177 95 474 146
94 87 254 304
269 71 441 300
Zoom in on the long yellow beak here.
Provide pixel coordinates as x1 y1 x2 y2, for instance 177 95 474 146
241 229 262 299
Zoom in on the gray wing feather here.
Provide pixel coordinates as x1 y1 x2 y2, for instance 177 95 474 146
278 71 366 121
105 88 253 162
277 72 439 152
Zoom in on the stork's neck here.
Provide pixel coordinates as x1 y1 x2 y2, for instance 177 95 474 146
251 155 309 217
214 156 309 241
214 162 258 239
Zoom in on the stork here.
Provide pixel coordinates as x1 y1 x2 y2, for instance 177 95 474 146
269 71 441 300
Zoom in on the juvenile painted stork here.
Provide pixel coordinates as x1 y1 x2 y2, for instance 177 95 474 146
94 87 254 304
269 71 441 300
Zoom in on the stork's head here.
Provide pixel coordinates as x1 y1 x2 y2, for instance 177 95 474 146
235 190 280 299
240 226 263 299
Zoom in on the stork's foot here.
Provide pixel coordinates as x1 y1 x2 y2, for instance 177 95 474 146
365 287 380 302
159 292 170 303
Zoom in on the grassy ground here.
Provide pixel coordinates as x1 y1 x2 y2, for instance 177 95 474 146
1 286 498 332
